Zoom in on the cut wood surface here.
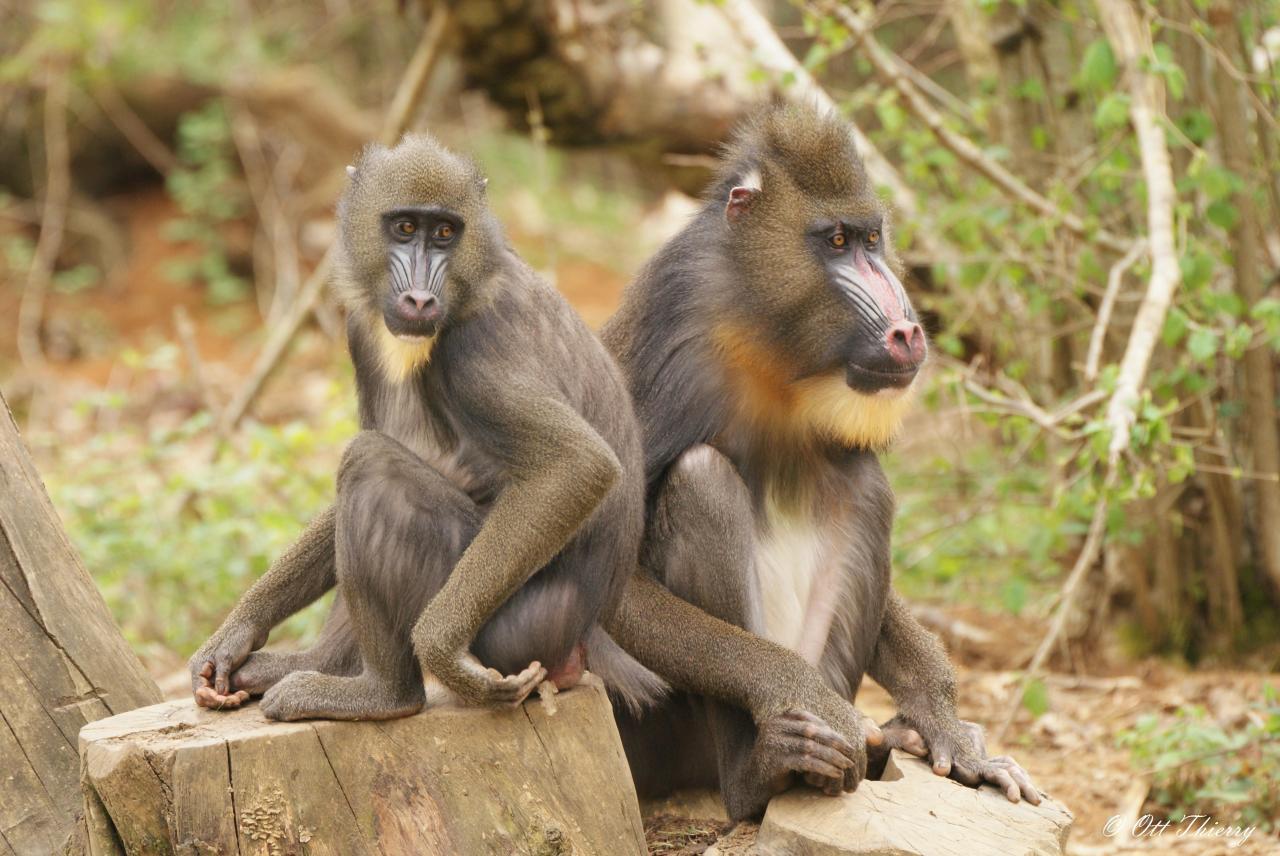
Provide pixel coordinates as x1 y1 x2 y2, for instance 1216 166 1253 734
753 751 1073 856
0 393 161 856
78 675 646 855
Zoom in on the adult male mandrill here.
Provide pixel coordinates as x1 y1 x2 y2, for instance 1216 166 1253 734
603 103 1040 820
190 135 652 719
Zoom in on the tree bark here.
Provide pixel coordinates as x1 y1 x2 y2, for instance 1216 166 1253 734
78 677 645 855
0 393 161 856
1209 3 1280 597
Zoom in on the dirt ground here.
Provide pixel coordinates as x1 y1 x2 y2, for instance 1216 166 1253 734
7 191 1276 856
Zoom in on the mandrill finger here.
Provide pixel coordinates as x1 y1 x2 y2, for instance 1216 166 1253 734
791 754 847 786
985 766 1020 802
930 747 953 778
949 761 982 788
860 713 884 746
195 686 249 710
994 759 1041 805
775 735 855 772
493 662 547 705
778 710 858 759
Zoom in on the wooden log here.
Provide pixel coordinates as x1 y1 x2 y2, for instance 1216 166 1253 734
0 394 161 855
753 751 1073 856
78 676 646 855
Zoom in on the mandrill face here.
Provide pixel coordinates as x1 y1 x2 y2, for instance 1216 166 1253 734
719 109 927 401
378 206 460 342
805 213 926 396
336 134 500 382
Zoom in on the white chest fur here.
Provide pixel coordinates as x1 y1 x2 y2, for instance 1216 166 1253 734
754 508 848 663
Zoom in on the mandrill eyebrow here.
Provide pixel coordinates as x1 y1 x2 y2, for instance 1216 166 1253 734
381 205 462 225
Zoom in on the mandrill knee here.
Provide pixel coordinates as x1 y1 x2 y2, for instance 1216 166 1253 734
663 444 752 532
336 431 397 492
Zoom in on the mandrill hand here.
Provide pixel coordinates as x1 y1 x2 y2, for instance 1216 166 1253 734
189 619 268 710
416 636 547 707
750 706 883 800
873 714 1041 804
751 681 884 798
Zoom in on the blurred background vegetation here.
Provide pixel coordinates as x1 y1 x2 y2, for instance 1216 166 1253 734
1 0 1277 846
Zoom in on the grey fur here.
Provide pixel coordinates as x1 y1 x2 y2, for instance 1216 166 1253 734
190 133 659 719
602 103 1039 819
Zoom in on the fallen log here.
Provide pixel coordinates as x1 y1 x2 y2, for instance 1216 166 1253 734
78 675 646 855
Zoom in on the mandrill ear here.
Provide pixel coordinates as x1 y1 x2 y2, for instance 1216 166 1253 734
725 168 761 225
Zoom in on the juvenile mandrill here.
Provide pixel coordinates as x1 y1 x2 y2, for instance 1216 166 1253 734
603 104 1040 820
190 135 648 719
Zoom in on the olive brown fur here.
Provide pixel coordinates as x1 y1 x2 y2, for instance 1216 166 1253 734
189 133 660 720
601 103 1041 820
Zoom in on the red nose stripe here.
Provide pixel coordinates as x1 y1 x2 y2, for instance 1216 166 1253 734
854 252 905 322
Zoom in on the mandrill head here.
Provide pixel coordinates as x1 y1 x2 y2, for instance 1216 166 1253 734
709 103 927 450
336 134 500 381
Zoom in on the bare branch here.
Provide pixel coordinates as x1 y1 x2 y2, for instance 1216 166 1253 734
216 2 451 438
815 1 1132 255
994 466 1116 742
17 62 71 370
90 81 179 174
718 0 948 263
1097 0 1183 463
1085 239 1147 383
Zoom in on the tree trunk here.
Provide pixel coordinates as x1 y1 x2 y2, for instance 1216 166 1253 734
0 393 161 855
1209 3 1280 599
78 677 645 856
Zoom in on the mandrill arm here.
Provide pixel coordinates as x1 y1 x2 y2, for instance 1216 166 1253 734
868 591 1041 803
411 384 622 705
606 573 879 795
190 506 337 706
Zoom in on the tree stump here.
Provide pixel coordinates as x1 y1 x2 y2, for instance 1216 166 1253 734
78 675 646 855
752 751 1073 856
0 394 161 855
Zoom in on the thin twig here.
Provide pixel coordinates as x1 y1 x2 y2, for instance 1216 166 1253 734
813 1 1131 255
174 306 220 418
1098 0 1183 464
18 62 71 370
717 0 949 264
1085 239 1147 382
215 2 451 439
994 466 1116 742
997 0 1187 740
90 81 179 174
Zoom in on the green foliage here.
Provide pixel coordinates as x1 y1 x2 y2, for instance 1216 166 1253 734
43 358 357 660
164 101 250 304
1118 690 1280 831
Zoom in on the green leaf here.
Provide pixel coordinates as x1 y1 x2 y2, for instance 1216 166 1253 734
1078 39 1117 92
1094 93 1131 130
1187 328 1220 363
1206 199 1239 230
1022 678 1050 718
1162 308 1189 347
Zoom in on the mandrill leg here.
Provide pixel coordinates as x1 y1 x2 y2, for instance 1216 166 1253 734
261 430 480 721
230 596 361 696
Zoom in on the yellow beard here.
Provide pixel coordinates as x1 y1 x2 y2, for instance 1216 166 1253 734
713 324 915 450
372 320 436 384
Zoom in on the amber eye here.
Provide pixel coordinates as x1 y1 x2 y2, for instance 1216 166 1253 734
396 220 416 236
434 223 454 241
829 231 847 249
866 229 880 248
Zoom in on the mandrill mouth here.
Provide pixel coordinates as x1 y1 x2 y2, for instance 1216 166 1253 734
845 362 919 396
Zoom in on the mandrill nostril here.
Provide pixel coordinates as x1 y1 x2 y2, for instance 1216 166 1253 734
885 321 925 366
398 290 437 315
